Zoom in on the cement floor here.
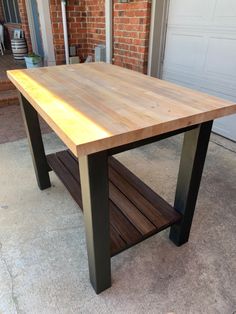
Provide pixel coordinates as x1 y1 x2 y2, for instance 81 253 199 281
0 105 51 144
0 51 25 82
0 132 235 314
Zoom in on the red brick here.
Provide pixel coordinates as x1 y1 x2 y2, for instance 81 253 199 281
48 0 151 72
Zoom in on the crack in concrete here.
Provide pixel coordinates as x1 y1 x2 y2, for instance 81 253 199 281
0 242 20 314
46 225 81 233
210 139 236 154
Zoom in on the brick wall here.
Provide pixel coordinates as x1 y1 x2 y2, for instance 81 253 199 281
2 0 151 72
113 0 151 73
86 0 106 55
50 0 151 73
49 0 106 64
18 0 32 52
84 0 151 73
50 0 88 64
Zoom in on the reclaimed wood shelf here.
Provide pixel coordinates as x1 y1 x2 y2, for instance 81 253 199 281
47 150 182 256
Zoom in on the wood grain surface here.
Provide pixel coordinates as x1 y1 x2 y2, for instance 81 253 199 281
7 63 236 156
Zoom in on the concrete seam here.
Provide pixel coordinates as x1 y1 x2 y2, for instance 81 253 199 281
210 139 236 154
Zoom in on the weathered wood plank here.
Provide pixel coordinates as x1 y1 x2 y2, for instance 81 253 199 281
110 225 126 256
47 150 181 256
110 201 142 245
47 153 83 207
109 182 156 235
109 166 168 228
57 150 80 184
109 157 181 224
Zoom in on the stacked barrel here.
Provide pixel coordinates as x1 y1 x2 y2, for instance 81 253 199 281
11 38 28 60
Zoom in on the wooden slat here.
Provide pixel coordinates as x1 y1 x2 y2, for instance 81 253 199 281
110 202 142 245
57 150 80 184
47 153 83 207
109 182 156 235
8 63 236 156
47 150 182 256
110 225 126 255
109 157 180 223
109 166 169 228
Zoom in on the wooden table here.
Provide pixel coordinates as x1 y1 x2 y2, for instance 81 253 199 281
8 63 236 294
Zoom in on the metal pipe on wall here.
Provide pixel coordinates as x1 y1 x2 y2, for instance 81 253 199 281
105 0 112 63
61 0 70 65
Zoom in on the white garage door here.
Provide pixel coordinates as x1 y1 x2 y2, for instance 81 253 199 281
162 0 236 141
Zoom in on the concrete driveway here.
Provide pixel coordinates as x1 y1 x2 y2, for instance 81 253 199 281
0 130 236 314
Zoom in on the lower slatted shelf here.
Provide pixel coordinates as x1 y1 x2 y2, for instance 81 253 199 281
47 150 181 256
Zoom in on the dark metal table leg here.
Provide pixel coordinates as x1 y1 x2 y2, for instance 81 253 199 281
79 151 111 294
19 93 51 190
169 121 213 246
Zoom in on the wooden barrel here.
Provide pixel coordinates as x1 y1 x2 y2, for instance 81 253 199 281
11 38 28 60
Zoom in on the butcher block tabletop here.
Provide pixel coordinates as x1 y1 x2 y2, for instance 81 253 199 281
7 63 236 156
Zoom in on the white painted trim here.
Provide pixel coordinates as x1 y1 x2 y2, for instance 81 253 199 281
36 0 56 66
105 0 112 63
148 0 169 78
25 0 38 53
61 0 69 65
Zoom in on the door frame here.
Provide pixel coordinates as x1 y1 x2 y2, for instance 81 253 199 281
25 0 56 66
25 0 38 54
147 0 170 78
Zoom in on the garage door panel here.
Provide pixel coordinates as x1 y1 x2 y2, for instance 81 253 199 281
163 70 201 90
201 78 236 98
200 84 236 102
164 33 205 71
214 0 236 26
169 0 215 25
163 0 236 140
199 87 236 141
213 115 236 141
204 37 236 79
